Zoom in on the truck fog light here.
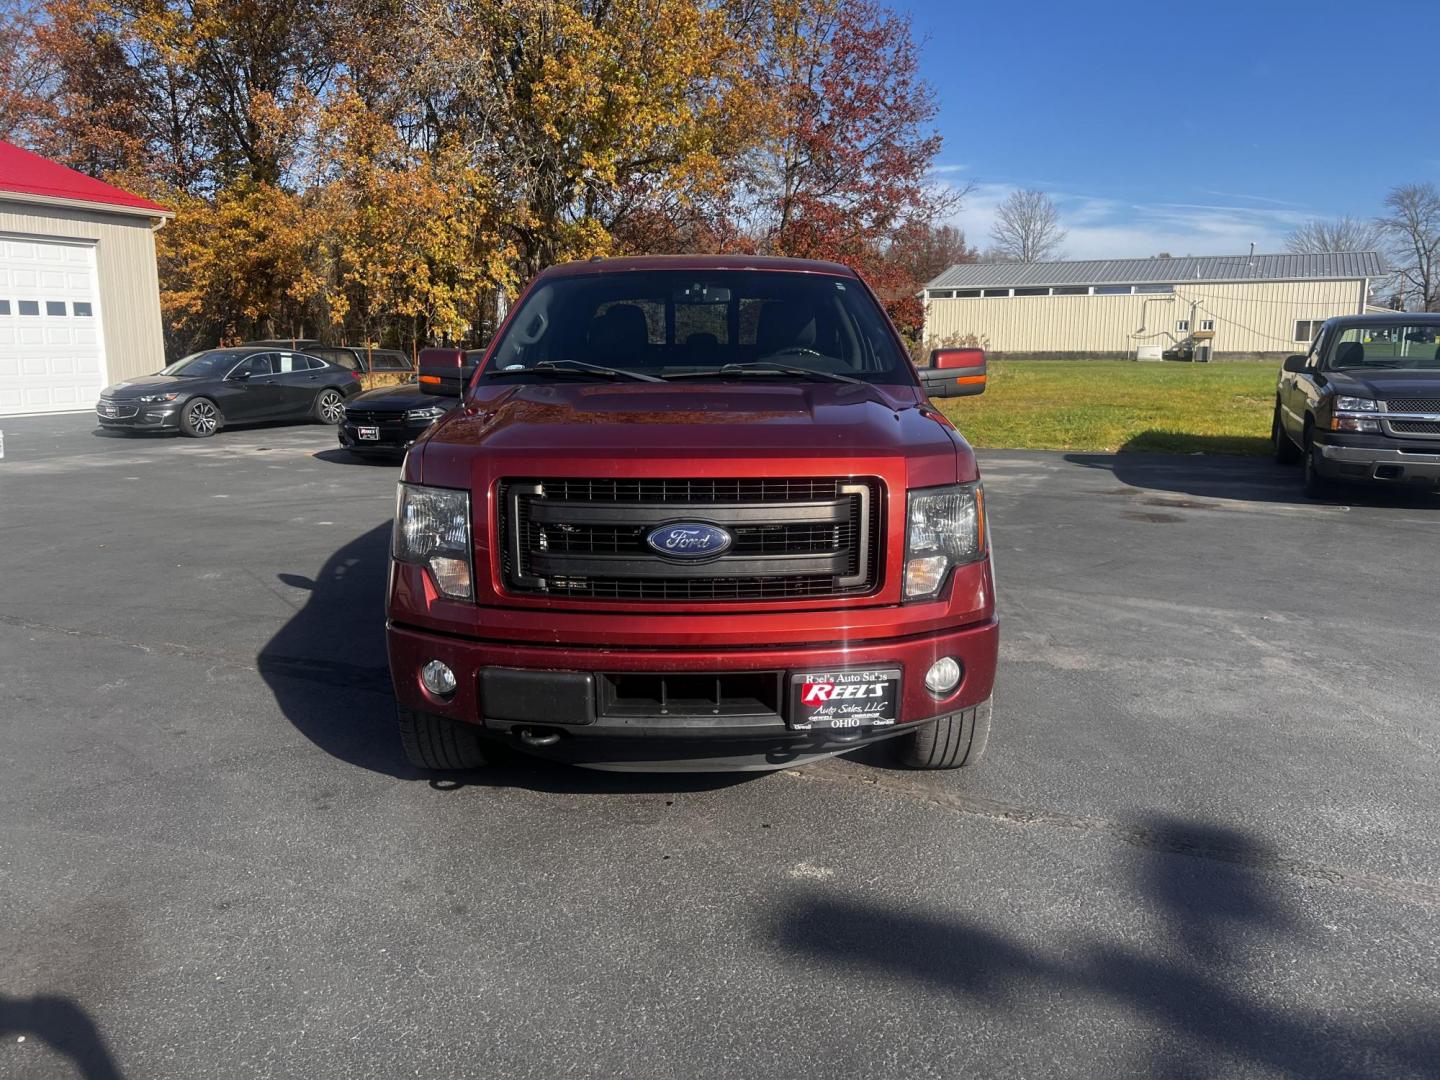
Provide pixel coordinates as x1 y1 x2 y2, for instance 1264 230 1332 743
924 656 963 695
421 660 457 697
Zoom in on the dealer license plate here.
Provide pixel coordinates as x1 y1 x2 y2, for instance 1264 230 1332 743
357 425 380 440
789 667 900 731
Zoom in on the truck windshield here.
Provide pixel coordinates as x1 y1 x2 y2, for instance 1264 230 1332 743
482 269 912 384
1326 324 1440 370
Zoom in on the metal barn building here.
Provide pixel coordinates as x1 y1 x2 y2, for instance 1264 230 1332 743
0 140 171 415
921 252 1386 361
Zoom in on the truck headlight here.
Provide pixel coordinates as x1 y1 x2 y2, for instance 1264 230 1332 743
1332 397 1382 433
393 484 474 600
905 482 985 600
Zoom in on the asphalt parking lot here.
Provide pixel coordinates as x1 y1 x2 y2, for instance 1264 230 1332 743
2 413 1438 1080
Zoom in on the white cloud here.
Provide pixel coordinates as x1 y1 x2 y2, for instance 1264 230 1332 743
941 181 1317 260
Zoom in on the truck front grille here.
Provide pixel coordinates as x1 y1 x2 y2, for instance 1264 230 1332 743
499 477 882 602
1386 398 1440 414
1388 420 1440 435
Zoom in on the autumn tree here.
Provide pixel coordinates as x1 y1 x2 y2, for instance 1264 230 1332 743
743 0 956 331
888 222 976 286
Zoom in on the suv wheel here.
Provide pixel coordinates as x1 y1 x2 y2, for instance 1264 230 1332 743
179 397 220 438
1272 405 1300 464
896 697 991 770
397 706 488 771
1302 425 1337 499
314 388 345 425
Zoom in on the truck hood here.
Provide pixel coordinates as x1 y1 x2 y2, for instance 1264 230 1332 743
424 381 956 463
1326 369 1440 400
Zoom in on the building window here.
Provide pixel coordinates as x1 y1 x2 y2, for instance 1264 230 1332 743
73 302 93 316
1094 285 1132 295
928 290 954 300
1200 319 1215 331
953 290 980 298
0 300 10 315
1294 320 1323 341
1177 319 1190 332
981 288 1010 298
1134 284 1174 294
1052 286 1088 296
18 300 39 315
45 300 66 316
1013 287 1048 296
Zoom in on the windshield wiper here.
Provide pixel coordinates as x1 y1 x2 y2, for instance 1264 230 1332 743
487 360 664 383
665 362 861 385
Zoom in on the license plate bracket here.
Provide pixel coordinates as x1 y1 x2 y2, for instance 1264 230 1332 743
357 425 380 440
788 667 900 731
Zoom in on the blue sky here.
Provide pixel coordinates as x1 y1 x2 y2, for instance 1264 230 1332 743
903 0 1440 259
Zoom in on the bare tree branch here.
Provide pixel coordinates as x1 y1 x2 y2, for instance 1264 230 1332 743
987 188 1065 262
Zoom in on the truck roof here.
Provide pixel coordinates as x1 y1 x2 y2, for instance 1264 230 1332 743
1327 312 1440 326
540 254 859 278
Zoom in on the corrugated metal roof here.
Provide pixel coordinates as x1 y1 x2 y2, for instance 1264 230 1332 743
0 139 170 215
924 251 1386 290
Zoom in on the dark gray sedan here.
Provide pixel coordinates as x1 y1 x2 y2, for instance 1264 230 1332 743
96 347 362 437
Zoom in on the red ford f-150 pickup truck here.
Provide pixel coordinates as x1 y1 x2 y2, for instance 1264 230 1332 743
386 255 998 772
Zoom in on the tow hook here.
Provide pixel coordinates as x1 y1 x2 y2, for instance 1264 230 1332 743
518 727 561 748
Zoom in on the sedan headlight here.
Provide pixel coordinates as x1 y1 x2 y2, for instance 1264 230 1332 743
404 405 447 422
1335 396 1379 412
137 392 179 403
393 484 474 600
905 482 985 599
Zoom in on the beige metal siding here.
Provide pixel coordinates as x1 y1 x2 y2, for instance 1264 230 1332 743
0 199 166 384
923 279 1367 356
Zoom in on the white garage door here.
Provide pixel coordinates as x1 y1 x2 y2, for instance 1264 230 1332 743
0 237 106 415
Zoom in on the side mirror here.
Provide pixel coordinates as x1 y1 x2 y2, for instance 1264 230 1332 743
919 348 987 398
417 348 480 397
1282 355 1308 373
228 369 250 381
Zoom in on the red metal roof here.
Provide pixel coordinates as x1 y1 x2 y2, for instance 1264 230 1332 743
0 140 169 216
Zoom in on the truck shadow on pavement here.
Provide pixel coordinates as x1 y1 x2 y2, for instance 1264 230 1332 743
257 523 753 793
1066 439 1440 509
764 817 1440 1078
0 994 125 1080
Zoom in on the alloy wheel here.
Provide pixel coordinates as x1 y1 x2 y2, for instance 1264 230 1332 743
319 391 344 424
189 400 218 435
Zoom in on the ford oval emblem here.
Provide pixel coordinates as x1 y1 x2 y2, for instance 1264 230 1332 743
646 522 733 559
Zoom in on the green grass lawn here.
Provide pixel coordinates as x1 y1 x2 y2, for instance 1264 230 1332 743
933 360 1277 456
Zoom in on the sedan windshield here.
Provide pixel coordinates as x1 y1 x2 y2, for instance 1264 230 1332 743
482 269 912 385
160 351 243 377
1326 324 1440 370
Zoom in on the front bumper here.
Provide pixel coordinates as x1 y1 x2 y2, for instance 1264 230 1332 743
387 618 998 769
1317 437 1440 484
96 404 181 429
338 417 431 452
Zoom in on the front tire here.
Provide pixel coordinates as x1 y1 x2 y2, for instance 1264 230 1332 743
314 388 345 425
1272 405 1301 464
397 706 488 771
179 397 220 438
897 698 991 770
1302 425 1337 499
